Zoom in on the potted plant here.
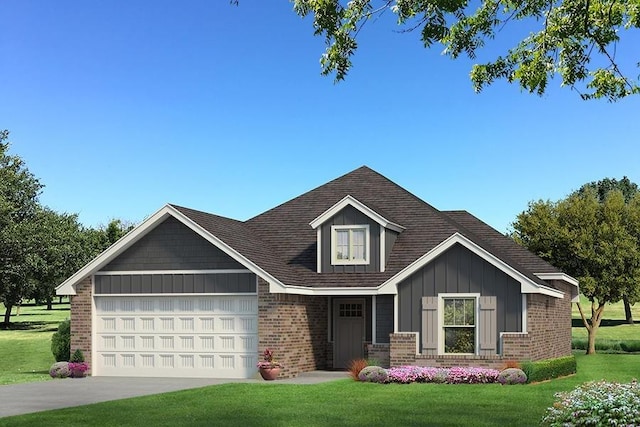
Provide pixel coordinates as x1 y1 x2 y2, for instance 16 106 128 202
257 348 282 380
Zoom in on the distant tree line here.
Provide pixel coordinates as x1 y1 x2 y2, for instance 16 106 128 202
0 130 133 327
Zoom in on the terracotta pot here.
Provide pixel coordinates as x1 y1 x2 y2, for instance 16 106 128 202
259 367 281 380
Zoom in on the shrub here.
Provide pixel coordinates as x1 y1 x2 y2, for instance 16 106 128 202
385 366 499 384
357 366 388 383
49 362 71 379
446 367 499 384
497 368 527 385
541 380 640 426
348 359 369 381
620 341 640 353
70 349 85 363
51 320 70 362
521 355 576 383
571 338 640 353
68 362 89 378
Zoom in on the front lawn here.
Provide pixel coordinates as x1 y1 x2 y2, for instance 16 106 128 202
572 295 639 343
0 302 70 385
2 353 638 426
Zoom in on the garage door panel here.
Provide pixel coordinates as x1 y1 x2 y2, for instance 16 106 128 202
94 295 258 378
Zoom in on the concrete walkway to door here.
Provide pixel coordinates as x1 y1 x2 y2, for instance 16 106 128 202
0 371 348 419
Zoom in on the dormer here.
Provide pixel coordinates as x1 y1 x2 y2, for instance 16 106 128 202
309 195 404 273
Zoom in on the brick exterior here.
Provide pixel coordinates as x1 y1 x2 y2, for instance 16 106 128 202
365 343 390 368
69 275 572 376
70 276 92 373
388 281 574 369
390 333 419 367
257 279 328 378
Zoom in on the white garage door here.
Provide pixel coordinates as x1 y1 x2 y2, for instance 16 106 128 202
94 295 258 378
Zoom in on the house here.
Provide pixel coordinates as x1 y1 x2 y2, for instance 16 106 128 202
56 166 578 379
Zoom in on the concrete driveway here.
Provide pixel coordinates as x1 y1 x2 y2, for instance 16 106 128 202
0 371 347 418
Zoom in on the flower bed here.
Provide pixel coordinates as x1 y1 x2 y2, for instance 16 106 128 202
542 380 640 426
386 366 500 384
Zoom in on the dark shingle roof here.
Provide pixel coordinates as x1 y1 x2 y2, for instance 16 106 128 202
172 166 561 288
443 211 561 275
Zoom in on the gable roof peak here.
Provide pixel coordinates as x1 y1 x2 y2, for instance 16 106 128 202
309 194 405 232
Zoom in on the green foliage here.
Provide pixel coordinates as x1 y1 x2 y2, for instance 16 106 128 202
70 348 85 363
521 356 577 383
51 320 70 362
4 354 639 426
572 338 640 353
0 131 43 325
512 182 640 353
541 380 640 426
291 0 640 101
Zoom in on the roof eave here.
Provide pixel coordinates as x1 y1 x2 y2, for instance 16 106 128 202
56 204 288 296
377 232 566 299
309 195 404 232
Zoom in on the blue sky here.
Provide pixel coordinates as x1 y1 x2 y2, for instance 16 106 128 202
1 1 639 233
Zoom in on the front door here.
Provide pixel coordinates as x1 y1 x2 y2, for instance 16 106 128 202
334 299 365 369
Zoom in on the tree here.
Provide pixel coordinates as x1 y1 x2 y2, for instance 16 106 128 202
0 131 43 326
512 189 640 354
290 0 640 101
29 208 91 310
576 177 640 324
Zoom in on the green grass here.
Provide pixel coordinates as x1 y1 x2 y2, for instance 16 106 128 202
1 353 638 426
572 295 639 342
0 302 70 385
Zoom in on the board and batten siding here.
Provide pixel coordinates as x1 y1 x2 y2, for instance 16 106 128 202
95 273 256 294
375 295 394 343
397 243 522 351
101 217 245 271
320 205 381 273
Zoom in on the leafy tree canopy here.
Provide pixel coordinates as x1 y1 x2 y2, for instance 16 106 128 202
512 187 640 353
288 0 640 101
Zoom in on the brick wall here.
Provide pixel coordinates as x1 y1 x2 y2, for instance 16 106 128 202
524 281 573 360
365 343 390 368
70 276 92 373
389 282 573 368
390 333 419 366
257 279 328 378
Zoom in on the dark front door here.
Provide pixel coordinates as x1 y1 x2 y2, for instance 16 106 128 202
334 299 365 369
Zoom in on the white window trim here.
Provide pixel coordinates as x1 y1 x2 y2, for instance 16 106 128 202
438 293 480 356
331 224 370 265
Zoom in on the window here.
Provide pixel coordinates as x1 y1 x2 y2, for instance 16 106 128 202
339 303 363 317
331 225 369 265
442 297 476 354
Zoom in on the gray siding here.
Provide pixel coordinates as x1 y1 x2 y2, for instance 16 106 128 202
95 273 256 294
329 297 372 342
320 206 381 273
376 295 394 343
397 243 522 349
102 217 245 271
384 229 398 269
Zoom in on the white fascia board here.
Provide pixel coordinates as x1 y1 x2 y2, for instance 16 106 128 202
535 273 579 287
268 282 380 296
377 233 565 299
535 273 580 302
56 204 287 296
56 205 175 295
309 195 404 232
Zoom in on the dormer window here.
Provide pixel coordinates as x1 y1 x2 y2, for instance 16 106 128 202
331 225 370 265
